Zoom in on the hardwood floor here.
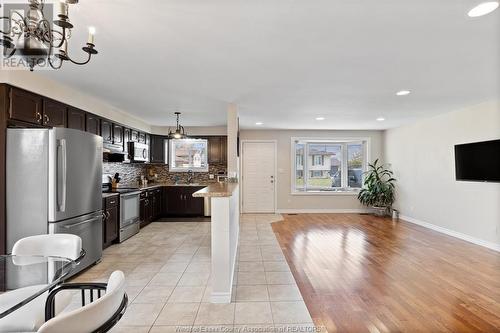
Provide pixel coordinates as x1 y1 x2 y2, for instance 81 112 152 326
271 214 500 333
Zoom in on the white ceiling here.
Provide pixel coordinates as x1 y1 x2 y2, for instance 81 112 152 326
40 0 499 129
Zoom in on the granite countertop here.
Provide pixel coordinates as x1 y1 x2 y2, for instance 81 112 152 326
112 182 214 191
102 192 119 198
192 183 238 198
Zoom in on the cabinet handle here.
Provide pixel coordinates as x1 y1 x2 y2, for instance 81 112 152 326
102 212 107 221
106 211 111 219
35 111 42 123
43 114 50 124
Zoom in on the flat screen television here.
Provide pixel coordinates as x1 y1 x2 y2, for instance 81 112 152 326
455 139 500 183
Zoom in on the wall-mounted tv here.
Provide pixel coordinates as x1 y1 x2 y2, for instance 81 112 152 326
455 139 500 183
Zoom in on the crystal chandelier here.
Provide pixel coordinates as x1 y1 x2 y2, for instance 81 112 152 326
0 0 98 71
168 112 188 139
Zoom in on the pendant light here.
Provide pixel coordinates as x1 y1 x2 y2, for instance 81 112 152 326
168 112 187 139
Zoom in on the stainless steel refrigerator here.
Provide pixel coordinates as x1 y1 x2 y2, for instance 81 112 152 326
6 128 103 275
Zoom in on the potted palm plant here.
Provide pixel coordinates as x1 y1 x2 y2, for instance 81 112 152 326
357 159 396 216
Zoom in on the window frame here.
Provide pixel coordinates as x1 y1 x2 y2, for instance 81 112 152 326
169 138 209 172
291 137 370 195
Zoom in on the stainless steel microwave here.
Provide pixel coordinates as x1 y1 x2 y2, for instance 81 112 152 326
128 142 149 162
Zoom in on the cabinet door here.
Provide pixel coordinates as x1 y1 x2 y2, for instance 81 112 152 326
9 87 43 124
86 114 100 135
123 128 131 153
166 188 184 216
155 189 162 218
150 135 166 164
221 136 227 163
67 107 86 131
106 206 118 244
113 124 124 145
101 119 113 144
43 99 67 127
131 130 139 142
184 187 204 216
208 136 222 164
148 192 154 222
140 198 148 227
138 132 146 143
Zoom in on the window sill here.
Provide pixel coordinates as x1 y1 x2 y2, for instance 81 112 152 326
291 191 360 196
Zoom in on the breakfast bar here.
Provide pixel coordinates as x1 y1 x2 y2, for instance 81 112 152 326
193 183 239 303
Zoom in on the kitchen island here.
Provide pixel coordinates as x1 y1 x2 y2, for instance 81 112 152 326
193 182 239 303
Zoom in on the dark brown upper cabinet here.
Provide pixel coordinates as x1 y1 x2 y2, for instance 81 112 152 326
138 132 146 144
85 113 100 136
130 130 139 142
67 107 86 131
113 124 124 145
221 136 227 163
123 127 131 153
150 135 166 164
8 87 43 125
42 99 67 128
203 136 227 164
101 119 113 145
208 136 222 164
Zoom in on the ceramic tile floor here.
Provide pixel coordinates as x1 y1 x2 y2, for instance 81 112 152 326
71 214 319 333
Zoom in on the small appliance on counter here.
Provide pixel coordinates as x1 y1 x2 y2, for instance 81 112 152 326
217 171 228 183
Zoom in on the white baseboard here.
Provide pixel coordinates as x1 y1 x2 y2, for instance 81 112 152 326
277 208 371 214
400 214 500 252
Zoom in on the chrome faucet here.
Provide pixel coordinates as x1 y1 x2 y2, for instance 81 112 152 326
187 170 194 184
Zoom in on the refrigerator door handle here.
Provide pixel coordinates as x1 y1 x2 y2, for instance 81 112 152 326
61 216 100 229
57 139 67 212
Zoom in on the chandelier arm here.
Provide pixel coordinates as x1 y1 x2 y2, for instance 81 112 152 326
48 28 65 48
66 51 92 65
4 47 16 59
48 55 63 69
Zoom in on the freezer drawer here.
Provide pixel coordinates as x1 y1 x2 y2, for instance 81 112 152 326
49 211 103 276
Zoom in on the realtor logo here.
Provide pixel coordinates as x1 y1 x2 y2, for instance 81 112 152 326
0 2 58 70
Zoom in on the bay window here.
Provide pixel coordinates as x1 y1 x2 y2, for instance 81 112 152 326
292 138 368 193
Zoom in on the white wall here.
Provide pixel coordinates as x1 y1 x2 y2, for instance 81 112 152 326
384 101 500 249
0 71 151 132
240 129 383 212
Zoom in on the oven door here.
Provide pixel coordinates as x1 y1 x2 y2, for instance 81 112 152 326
120 191 140 228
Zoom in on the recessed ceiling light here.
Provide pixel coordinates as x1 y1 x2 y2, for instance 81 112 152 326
376 117 385 122
468 2 499 17
255 122 263 125
315 117 325 121
396 90 411 96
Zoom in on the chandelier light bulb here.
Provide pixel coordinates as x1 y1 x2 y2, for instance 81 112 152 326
88 27 96 44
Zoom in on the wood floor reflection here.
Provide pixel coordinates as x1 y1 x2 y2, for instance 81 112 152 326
271 214 500 333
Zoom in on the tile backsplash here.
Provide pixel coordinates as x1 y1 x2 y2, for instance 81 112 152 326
103 162 227 185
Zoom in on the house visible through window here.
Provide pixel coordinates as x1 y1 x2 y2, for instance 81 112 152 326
169 139 208 172
293 139 367 193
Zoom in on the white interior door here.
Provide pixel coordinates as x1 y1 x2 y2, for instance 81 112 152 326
242 141 276 213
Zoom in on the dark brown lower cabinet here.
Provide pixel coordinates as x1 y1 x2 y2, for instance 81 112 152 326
140 190 151 228
102 195 119 249
164 186 204 217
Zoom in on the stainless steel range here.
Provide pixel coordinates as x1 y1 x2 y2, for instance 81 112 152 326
102 182 141 243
